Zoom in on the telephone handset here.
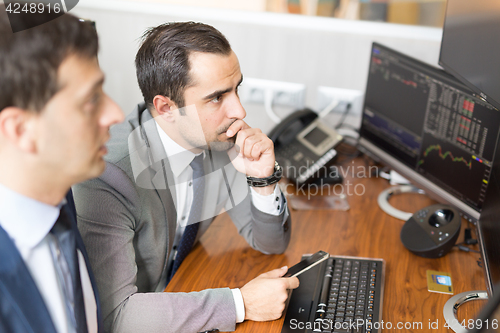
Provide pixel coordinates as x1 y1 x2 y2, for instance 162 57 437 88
270 108 343 186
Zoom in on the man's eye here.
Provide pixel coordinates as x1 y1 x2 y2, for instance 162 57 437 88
84 91 103 113
211 95 222 103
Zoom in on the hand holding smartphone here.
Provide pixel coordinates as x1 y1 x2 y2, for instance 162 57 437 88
284 250 330 277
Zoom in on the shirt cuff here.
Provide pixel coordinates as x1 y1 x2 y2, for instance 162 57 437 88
231 288 245 323
250 184 285 216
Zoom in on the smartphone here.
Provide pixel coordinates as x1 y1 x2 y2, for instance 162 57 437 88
284 250 330 277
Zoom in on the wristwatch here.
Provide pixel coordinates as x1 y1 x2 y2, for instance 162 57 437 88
246 161 283 187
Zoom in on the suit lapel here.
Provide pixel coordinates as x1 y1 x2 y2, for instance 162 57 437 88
138 108 177 255
0 225 57 333
127 104 178 254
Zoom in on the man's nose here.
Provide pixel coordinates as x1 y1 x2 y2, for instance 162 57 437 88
100 95 124 127
227 94 246 120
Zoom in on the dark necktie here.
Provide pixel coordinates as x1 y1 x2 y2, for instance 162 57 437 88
49 207 88 333
169 154 205 282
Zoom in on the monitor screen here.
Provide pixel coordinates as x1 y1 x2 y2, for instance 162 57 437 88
439 0 500 111
358 43 500 222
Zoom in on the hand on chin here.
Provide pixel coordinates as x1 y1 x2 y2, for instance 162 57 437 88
228 146 275 178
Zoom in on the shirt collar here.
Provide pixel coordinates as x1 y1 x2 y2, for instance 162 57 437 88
155 120 204 178
0 183 62 250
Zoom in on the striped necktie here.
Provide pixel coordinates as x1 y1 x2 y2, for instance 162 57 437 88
168 153 205 282
49 207 88 333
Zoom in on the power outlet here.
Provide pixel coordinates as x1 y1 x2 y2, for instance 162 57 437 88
239 78 306 108
317 86 364 115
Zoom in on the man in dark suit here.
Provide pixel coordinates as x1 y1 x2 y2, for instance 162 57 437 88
73 22 299 333
0 5 123 332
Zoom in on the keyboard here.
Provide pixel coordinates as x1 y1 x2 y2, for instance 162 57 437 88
281 255 385 333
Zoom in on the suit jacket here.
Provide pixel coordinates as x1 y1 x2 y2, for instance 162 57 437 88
73 103 291 333
0 191 103 333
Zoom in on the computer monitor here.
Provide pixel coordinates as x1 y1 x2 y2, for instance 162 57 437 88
439 0 500 298
439 0 500 111
474 126 500 296
358 42 500 223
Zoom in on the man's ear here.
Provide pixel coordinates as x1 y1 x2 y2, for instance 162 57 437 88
0 107 38 153
152 95 178 122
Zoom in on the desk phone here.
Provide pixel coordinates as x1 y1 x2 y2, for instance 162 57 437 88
270 109 343 186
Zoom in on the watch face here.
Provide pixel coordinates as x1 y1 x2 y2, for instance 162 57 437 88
247 162 282 187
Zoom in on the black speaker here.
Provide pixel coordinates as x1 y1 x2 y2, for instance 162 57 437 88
400 204 461 258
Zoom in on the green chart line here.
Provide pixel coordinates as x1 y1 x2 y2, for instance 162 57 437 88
418 144 472 169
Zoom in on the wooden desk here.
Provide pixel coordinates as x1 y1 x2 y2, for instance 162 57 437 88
166 158 487 332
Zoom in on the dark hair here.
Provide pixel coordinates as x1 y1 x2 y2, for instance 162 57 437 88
135 22 232 110
0 4 98 112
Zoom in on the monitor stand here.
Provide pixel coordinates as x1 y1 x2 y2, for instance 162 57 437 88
377 185 426 220
443 290 488 333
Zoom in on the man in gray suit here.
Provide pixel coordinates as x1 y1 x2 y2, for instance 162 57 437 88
73 22 299 333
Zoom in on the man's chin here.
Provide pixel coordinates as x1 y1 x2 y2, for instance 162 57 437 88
208 141 235 152
87 159 107 179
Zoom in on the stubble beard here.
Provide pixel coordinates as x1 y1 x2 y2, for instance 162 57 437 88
181 129 236 152
208 136 235 151
186 120 237 152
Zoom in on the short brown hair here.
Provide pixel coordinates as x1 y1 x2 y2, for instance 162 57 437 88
0 3 98 112
135 22 232 110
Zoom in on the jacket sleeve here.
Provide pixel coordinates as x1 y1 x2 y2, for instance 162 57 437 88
224 172 291 255
73 168 237 333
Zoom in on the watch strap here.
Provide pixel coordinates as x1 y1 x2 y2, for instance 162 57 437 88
246 161 283 187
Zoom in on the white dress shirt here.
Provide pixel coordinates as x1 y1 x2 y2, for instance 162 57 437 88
155 121 286 323
0 183 97 333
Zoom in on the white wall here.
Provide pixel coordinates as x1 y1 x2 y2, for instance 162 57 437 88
73 0 442 132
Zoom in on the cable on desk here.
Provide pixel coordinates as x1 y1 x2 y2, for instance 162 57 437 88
455 244 481 254
334 102 352 130
336 123 359 133
464 220 478 245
